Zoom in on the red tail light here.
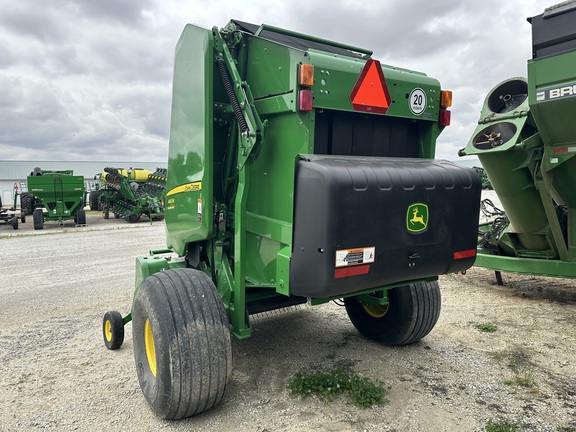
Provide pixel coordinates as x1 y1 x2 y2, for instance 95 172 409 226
439 109 451 126
298 90 313 112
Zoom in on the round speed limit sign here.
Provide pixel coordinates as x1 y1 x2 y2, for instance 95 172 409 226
409 88 427 115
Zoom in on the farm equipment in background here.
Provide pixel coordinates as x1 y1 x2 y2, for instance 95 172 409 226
19 168 86 230
0 195 20 230
102 20 481 419
459 1 576 279
89 167 167 222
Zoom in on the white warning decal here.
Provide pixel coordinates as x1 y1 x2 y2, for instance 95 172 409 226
409 88 427 115
335 247 375 268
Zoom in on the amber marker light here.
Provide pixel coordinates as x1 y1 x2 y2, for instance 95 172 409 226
298 64 314 87
440 90 453 108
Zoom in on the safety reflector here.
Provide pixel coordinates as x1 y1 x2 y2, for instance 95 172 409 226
553 146 576 154
350 59 391 114
439 109 451 126
335 265 370 279
298 90 313 111
453 249 476 260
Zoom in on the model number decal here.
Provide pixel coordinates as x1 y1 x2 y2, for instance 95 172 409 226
166 181 202 197
536 82 576 102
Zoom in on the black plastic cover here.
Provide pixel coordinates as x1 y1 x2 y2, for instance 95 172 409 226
232 20 362 58
531 1 576 59
290 155 481 298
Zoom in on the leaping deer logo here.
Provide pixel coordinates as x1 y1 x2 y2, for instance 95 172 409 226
410 208 425 226
406 203 428 233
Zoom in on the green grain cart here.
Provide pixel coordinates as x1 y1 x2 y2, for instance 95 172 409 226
103 21 481 418
21 168 86 230
459 1 576 278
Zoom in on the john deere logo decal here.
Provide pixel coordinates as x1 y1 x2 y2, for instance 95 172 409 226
407 203 428 233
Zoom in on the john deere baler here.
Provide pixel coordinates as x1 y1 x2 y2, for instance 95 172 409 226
103 21 481 419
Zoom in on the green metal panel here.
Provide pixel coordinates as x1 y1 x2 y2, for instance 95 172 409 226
308 50 442 120
164 25 215 256
528 51 576 147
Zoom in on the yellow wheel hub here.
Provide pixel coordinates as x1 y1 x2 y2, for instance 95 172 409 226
363 303 390 318
104 320 113 342
144 319 157 377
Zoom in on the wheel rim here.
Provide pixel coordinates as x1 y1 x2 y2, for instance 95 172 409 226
363 303 390 318
104 320 113 342
144 319 157 377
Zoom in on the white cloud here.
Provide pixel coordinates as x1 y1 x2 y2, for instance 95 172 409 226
0 0 557 162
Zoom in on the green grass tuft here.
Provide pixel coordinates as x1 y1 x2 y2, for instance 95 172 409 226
485 419 522 432
288 361 389 409
474 323 498 333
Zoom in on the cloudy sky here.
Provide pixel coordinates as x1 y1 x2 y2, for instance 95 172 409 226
0 0 555 163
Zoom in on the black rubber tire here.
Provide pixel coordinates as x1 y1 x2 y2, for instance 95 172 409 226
11 217 18 230
21 212 26 223
127 213 141 223
33 208 43 230
344 281 441 345
76 209 86 225
132 268 232 419
89 190 101 211
103 311 124 350
20 193 34 215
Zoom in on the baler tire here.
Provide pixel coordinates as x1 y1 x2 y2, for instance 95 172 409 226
344 281 441 345
11 217 18 230
21 212 26 223
132 268 232 419
103 311 124 350
76 209 86 225
33 209 43 230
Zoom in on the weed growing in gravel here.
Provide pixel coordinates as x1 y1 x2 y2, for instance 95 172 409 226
502 350 539 392
504 372 537 389
485 419 522 431
287 360 389 408
475 323 498 333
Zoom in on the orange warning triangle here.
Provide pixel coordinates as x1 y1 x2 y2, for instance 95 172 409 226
350 59 391 114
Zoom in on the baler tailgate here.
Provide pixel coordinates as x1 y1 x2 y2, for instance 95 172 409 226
291 155 481 297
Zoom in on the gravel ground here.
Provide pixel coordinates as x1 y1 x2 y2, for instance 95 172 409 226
1 212 575 432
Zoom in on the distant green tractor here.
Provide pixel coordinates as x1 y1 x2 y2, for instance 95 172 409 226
20 167 86 230
89 167 166 222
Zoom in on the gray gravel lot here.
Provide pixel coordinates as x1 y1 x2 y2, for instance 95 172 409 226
1 212 575 431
